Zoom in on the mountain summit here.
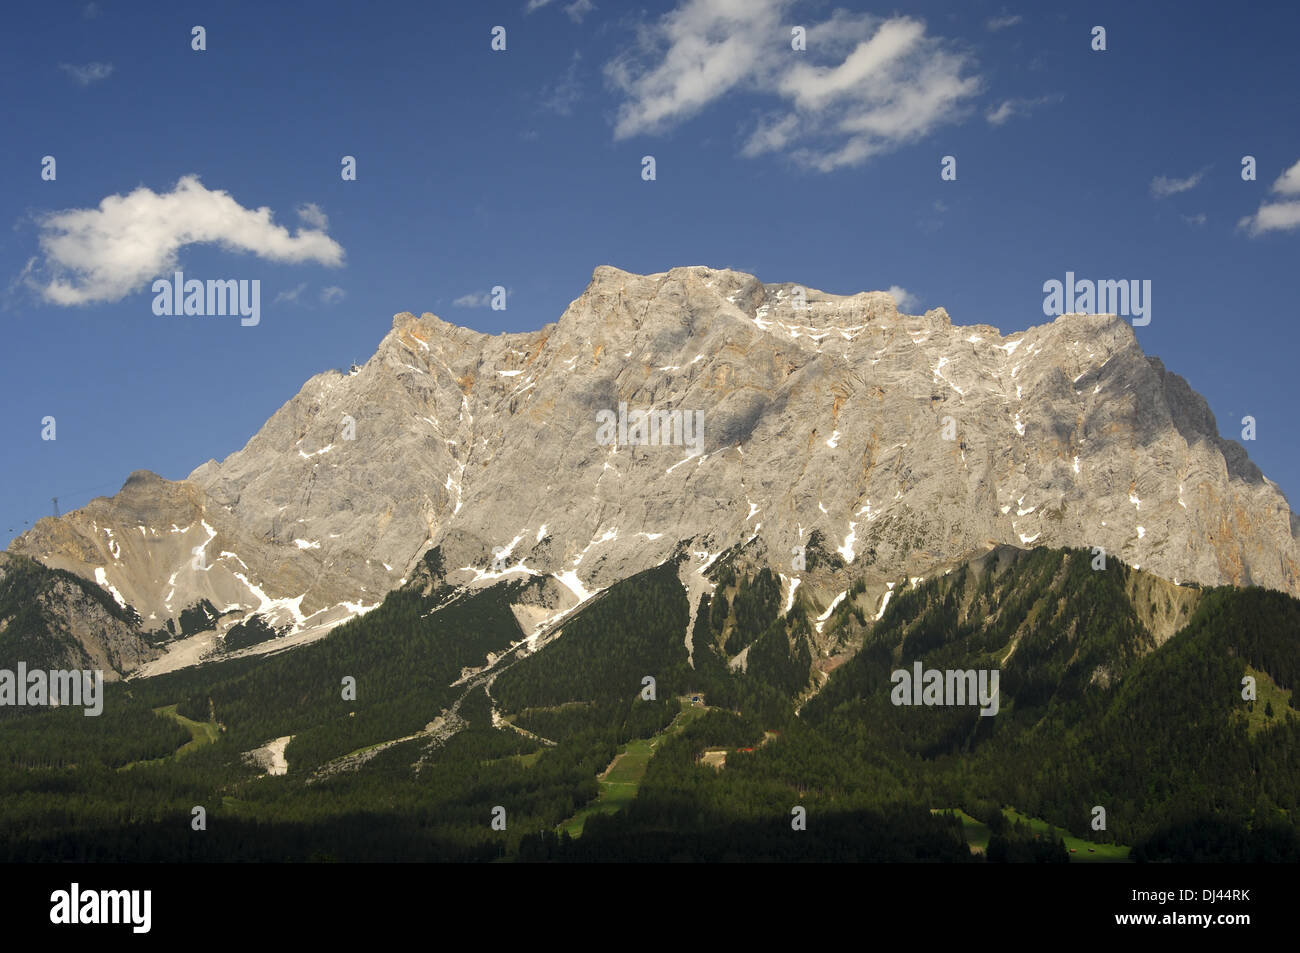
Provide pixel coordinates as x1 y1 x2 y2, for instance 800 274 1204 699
10 265 1297 673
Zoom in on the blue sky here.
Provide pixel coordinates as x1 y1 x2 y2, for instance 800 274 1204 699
3 0 1299 546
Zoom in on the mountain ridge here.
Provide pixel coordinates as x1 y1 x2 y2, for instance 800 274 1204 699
9 264 1297 676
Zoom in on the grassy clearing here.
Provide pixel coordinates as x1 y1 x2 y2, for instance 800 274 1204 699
156 703 221 757
941 807 1131 862
482 750 542 769
559 703 708 837
1235 666 1297 737
119 703 220 771
1003 808 1130 862
936 809 991 853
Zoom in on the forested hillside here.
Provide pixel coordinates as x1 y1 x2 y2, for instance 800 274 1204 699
0 545 1295 861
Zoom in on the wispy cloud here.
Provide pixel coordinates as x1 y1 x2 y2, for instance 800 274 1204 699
605 0 981 172
541 52 583 115
296 203 329 230
24 175 344 306
565 0 594 23
59 61 113 85
1238 158 1300 236
1182 213 1207 226
1151 169 1206 198
917 200 946 234
275 282 307 304
320 286 346 305
453 291 493 308
986 14 1023 32
528 0 595 23
887 285 919 310
985 94 1060 125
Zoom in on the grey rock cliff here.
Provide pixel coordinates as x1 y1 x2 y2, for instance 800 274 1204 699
10 265 1297 671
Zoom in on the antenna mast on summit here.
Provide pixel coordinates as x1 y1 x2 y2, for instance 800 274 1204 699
52 497 59 518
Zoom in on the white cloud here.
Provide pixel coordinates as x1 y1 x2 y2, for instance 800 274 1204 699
541 52 583 115
1238 158 1300 235
320 286 346 305
986 15 1022 31
886 285 919 310
26 175 344 306
1271 158 1300 195
453 291 492 308
565 0 594 22
59 62 113 85
1240 201 1300 234
1151 170 1205 198
275 282 307 304
1182 213 1207 226
297 202 329 229
528 0 593 19
606 0 980 172
985 101 1016 125
985 94 1058 125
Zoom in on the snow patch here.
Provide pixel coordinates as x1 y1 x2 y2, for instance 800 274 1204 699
933 356 965 395
874 589 893 621
694 549 724 576
554 570 598 604
191 521 218 571
495 533 527 561
783 576 801 614
93 567 128 610
666 452 705 475
231 571 307 627
219 551 249 570
815 591 848 634
837 523 858 563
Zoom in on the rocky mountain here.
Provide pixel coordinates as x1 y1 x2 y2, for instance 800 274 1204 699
9 265 1298 675
0 553 158 680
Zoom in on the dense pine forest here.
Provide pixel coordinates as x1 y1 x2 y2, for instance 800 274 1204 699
0 544 1296 862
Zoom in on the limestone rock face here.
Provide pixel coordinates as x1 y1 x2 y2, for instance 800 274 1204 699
0 553 159 679
10 265 1298 667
